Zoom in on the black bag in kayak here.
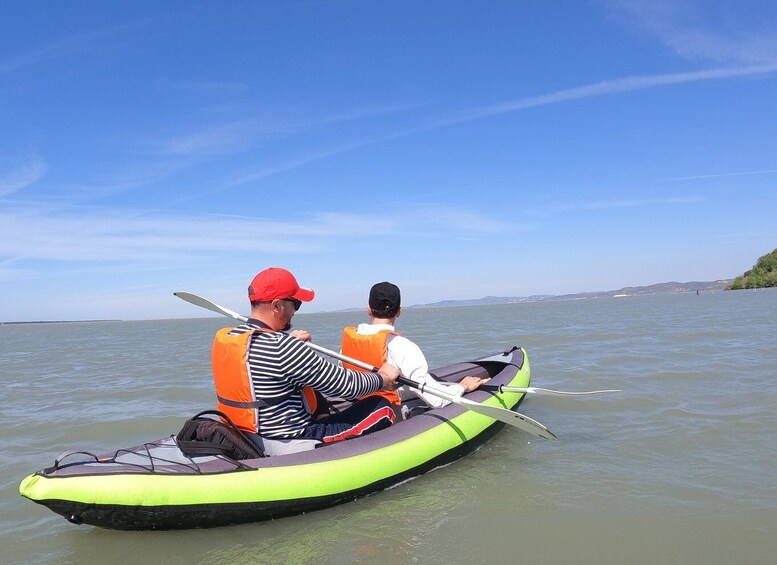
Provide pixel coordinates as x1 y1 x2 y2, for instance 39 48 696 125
176 410 264 460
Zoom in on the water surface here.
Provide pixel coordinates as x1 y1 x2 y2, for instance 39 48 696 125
2 289 776 564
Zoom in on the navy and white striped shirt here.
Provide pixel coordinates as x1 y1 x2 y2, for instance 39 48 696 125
229 324 383 438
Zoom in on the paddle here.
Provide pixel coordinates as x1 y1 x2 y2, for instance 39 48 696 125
174 291 557 440
306 341 557 440
483 384 621 397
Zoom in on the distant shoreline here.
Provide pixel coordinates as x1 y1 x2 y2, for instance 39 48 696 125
2 280 737 323
406 279 733 309
0 320 120 325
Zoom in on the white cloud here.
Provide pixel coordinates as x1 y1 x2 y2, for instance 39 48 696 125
0 259 32 283
223 140 378 187
574 196 704 211
154 104 422 159
159 119 265 157
606 0 777 65
0 157 47 197
523 196 704 218
0 22 146 75
281 64 777 156
409 206 529 234
669 169 777 181
0 202 522 267
0 207 323 262
443 64 777 126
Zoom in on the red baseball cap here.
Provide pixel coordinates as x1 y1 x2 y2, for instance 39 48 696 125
247 267 315 302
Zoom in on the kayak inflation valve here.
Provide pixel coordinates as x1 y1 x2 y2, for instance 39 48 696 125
67 514 83 525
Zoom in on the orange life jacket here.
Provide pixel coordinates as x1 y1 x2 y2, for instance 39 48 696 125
341 326 401 406
211 328 264 432
211 327 319 433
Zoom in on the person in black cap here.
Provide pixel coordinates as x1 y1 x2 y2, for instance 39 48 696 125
340 281 488 416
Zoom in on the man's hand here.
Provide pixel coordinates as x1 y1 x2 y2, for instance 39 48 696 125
458 376 490 393
289 329 312 342
377 363 400 388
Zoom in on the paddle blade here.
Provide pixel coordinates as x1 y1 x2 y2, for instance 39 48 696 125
501 386 622 397
453 395 557 439
174 292 247 322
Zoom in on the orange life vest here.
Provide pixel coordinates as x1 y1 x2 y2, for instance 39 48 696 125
211 328 264 432
341 326 401 406
211 327 320 433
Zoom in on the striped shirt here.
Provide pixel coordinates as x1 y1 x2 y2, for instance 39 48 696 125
230 323 383 438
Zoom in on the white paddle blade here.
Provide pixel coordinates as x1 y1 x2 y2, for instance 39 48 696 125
174 292 248 322
453 395 557 439
502 386 622 397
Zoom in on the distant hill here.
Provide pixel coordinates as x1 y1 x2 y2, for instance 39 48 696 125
727 248 777 290
407 280 732 309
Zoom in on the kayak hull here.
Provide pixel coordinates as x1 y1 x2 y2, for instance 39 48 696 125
19 346 530 530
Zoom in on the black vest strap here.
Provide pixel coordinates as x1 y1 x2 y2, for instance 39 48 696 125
217 395 271 409
217 392 293 409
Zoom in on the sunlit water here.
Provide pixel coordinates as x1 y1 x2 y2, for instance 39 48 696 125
2 289 776 564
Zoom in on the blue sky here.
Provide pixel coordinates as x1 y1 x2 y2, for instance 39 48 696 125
2 1 776 322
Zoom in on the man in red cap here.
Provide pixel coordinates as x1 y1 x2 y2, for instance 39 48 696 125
211 267 400 444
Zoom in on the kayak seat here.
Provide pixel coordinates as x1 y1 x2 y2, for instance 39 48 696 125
400 398 431 420
246 433 322 456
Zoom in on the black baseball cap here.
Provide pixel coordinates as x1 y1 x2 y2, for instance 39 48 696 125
369 281 401 312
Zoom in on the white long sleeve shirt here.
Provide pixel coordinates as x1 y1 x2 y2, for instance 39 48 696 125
353 323 465 409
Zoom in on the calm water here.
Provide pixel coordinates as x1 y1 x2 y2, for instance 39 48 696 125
2 290 776 564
